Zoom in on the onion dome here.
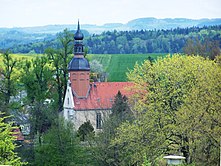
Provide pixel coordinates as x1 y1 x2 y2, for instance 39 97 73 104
74 20 84 40
68 57 90 71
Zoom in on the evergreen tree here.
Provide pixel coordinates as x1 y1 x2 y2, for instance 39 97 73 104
77 121 95 141
90 91 133 165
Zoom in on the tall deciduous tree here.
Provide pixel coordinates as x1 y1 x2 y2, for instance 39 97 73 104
21 57 52 143
113 55 221 165
183 38 221 60
0 50 18 115
45 29 74 112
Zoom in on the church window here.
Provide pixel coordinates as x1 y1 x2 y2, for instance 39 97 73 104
67 97 69 105
96 113 102 129
67 110 70 119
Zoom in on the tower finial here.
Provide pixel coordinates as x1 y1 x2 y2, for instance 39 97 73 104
77 19 80 30
74 20 84 40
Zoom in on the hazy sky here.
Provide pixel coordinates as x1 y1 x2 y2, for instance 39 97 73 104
1 0 221 27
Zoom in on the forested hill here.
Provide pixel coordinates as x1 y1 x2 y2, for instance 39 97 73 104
3 25 221 55
86 25 221 54
1 17 221 34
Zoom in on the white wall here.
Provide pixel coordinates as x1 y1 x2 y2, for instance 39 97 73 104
72 109 111 132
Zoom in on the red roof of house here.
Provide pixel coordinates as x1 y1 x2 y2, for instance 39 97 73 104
12 128 24 141
74 82 133 110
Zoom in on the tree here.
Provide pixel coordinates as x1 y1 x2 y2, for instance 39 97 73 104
34 119 86 166
0 115 24 165
90 91 133 166
77 121 95 141
20 57 53 144
176 58 221 165
0 50 18 115
45 29 74 112
57 29 74 99
89 60 106 82
111 91 132 121
183 38 221 60
113 55 221 165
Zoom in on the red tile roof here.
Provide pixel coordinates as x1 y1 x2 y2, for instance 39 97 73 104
74 82 133 110
12 128 24 141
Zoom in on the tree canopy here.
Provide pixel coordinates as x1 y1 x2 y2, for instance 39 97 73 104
0 115 24 165
4 25 221 58
113 55 221 165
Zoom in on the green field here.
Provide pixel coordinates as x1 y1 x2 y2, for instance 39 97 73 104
1 53 167 82
87 53 167 82
0 53 43 67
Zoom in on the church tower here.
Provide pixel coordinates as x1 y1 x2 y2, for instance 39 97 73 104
68 21 90 98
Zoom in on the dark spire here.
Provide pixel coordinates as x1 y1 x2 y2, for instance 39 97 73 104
69 20 90 71
74 20 84 40
77 19 80 30
73 20 84 55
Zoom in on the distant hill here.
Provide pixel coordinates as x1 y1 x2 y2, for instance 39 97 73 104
1 17 221 35
0 17 221 53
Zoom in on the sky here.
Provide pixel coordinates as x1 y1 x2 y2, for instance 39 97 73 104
0 0 221 28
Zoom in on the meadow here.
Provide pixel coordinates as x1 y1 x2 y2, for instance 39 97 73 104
87 53 167 81
0 53 43 66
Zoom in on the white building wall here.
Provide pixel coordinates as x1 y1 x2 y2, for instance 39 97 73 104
63 84 75 121
73 109 111 132
63 84 112 132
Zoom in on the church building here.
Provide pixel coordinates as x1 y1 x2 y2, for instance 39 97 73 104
62 22 133 131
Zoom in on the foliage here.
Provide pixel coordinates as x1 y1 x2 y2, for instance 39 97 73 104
0 51 26 130
4 25 221 56
20 56 53 144
90 59 104 74
34 119 85 166
90 91 133 166
77 121 95 141
183 38 220 59
85 25 221 55
0 50 18 108
142 155 152 166
0 115 24 165
45 29 74 112
111 91 132 120
89 60 107 82
113 55 221 165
